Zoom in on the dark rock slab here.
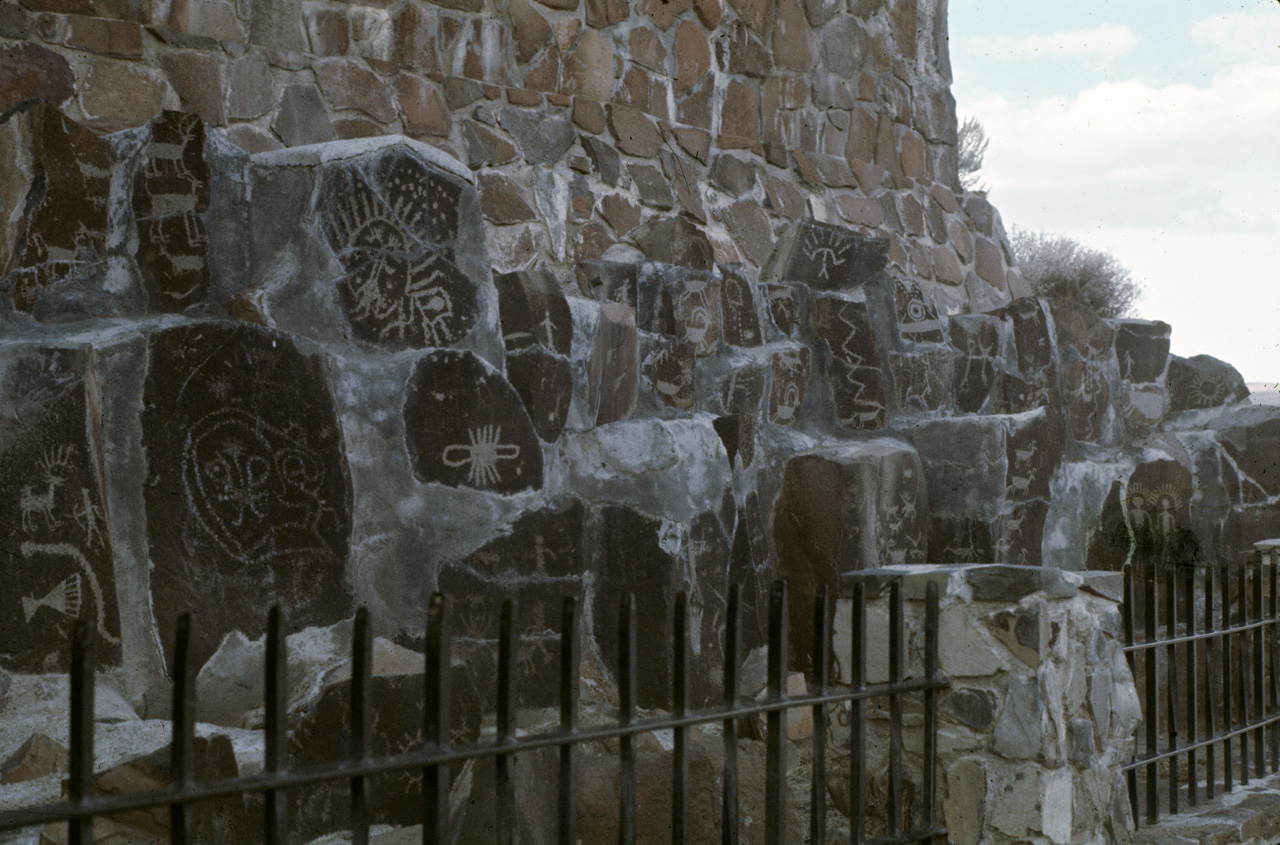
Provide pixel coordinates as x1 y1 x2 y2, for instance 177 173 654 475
0 345 121 672
942 688 996 730
506 346 572 442
721 365 765 417
893 277 943 344
996 499 1049 566
2 102 113 314
1003 298 1055 378
1062 359 1110 443
712 414 755 468
775 440 926 670
315 149 479 350
728 505 771 652
1085 480 1129 572
404 349 543 494
905 416 1007 522
668 271 722 355
764 220 888 291
768 346 811 426
965 564 1075 602
1167 354 1249 412
143 322 353 669
1125 458 1201 576
1113 319 1171 384
1215 407 1280 499
587 302 639 425
889 348 953 414
953 355 996 414
719 267 763 347
131 110 212 312
575 260 638 306
644 339 697 411
811 294 879 368
763 282 803 337
686 511 730 706
1005 408 1064 503
928 516 995 565
495 267 572 356
948 314 1004 359
1046 298 1114 363
592 505 682 709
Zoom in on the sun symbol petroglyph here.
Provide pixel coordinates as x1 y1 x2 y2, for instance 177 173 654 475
801 229 850 281
442 425 521 487
20 445 74 533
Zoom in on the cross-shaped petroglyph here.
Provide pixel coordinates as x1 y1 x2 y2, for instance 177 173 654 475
442 425 521 487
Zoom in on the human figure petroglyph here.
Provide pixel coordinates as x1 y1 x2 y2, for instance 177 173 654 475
800 228 850 281
72 488 106 548
20 445 74 533
442 425 521 487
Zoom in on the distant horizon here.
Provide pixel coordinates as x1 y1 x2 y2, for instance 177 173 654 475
949 1 1280 384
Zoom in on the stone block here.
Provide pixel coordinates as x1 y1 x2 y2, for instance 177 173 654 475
143 322 354 670
903 416 1006 522
889 347 954 414
631 217 714 271
0 344 122 672
941 688 996 731
643 338 697 411
767 345 811 425
1113 318 1170 383
1046 297 1114 363
763 219 888 291
587 302 639 425
1167 353 1249 412
943 758 986 845
500 107 576 165
991 673 1044 759
775 439 926 670
272 83 335 147
720 267 763 348
939 605 1005 677
987 602 1046 666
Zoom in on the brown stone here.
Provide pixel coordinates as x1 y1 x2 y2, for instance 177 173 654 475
552 16 582 53
629 162 674 210
836 194 882 227
221 123 281 153
0 41 73 113
629 26 666 71
563 27 616 102
693 0 723 27
572 220 613 261
727 0 774 35
900 128 925 181
509 0 552 63
772 0 815 70
659 148 706 222
1 734 68 784
932 245 963 285
721 199 774 267
608 104 662 157
225 51 273 120
332 116 383 139
167 0 244 42
588 302 639 424
64 14 142 57
766 220 888 291
974 236 1005 289
155 50 225 125
526 50 559 92
507 88 542 106
572 95 606 133
394 73 450 137
0 2 32 38
673 18 709 94
717 20 772 76
677 75 714 129
761 172 805 219
584 0 627 28
306 8 349 55
719 78 760 141
272 83 334 146
535 0 578 8
616 66 650 111
478 171 537 224
314 57 397 123
670 124 711 162
638 0 690 29
391 3 441 74
631 217 713 270
600 192 641 235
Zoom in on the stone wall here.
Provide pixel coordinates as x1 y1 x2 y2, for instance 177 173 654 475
836 565 1142 845
0 0 1026 309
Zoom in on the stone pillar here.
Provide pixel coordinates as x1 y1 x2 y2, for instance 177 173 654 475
833 565 1141 845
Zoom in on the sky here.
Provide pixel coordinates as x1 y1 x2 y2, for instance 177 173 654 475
947 0 1280 384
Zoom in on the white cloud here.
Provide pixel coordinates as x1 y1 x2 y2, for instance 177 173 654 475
968 24 1139 66
968 58 1280 380
1191 7 1280 65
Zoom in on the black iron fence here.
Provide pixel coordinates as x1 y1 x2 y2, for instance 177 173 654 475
1121 545 1280 827
0 579 948 845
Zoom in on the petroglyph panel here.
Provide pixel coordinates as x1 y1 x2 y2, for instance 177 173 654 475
4 103 113 312
672 272 721 356
722 365 765 418
768 220 888 291
686 511 729 706
1004 410 1064 503
496 268 572 356
1063 359 1109 443
1167 354 1248 412
768 346 811 426
893 278 943 344
763 282 801 336
953 355 996 414
644 339 697 411
315 149 478 350
587 303 639 425
890 349 953 414
575 260 638 306
929 516 994 565
720 267 763 347
1047 298 1114 363
828 359 888 430
996 500 1049 567
0 346 121 672
143 322 353 668
811 295 878 368
132 111 211 312
1114 320 1171 384
506 347 572 442
404 349 543 494
1004 298 1055 378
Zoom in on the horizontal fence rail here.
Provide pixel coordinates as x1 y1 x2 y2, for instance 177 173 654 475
0 579 948 845
1122 547 1280 827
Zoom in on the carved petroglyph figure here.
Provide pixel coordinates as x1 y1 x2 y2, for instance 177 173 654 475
442 425 521 487
19 542 120 645
801 228 850 281
72 488 106 548
23 574 80 623
1007 466 1037 498
19 446 74 533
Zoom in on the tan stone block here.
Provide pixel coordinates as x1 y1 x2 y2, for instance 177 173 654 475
835 194 883 227
563 27 615 102
638 0 690 29
719 77 759 141
167 0 245 42
332 116 383 139
80 58 168 131
0 42 73 113
948 219 973 263
507 87 542 106
693 0 723 28
607 104 662 157
159 49 225 125
314 57 396 123
526 50 559 92
932 245 963 285
974 236 1006 289
65 15 142 58
600 193 641 235
943 758 986 845
221 123 282 154
478 171 537 224
552 16 581 54
510 0 552 64
394 73 450 137
584 0 627 28
773 0 815 70
572 96 606 133
668 124 710 163
629 26 667 71
850 158 886 194
720 198 774 266
873 113 902 177
617 66 650 111
727 0 774 35
227 51 274 120
673 18 709 94
900 128 925 181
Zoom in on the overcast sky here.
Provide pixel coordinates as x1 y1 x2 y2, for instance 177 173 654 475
948 0 1280 384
